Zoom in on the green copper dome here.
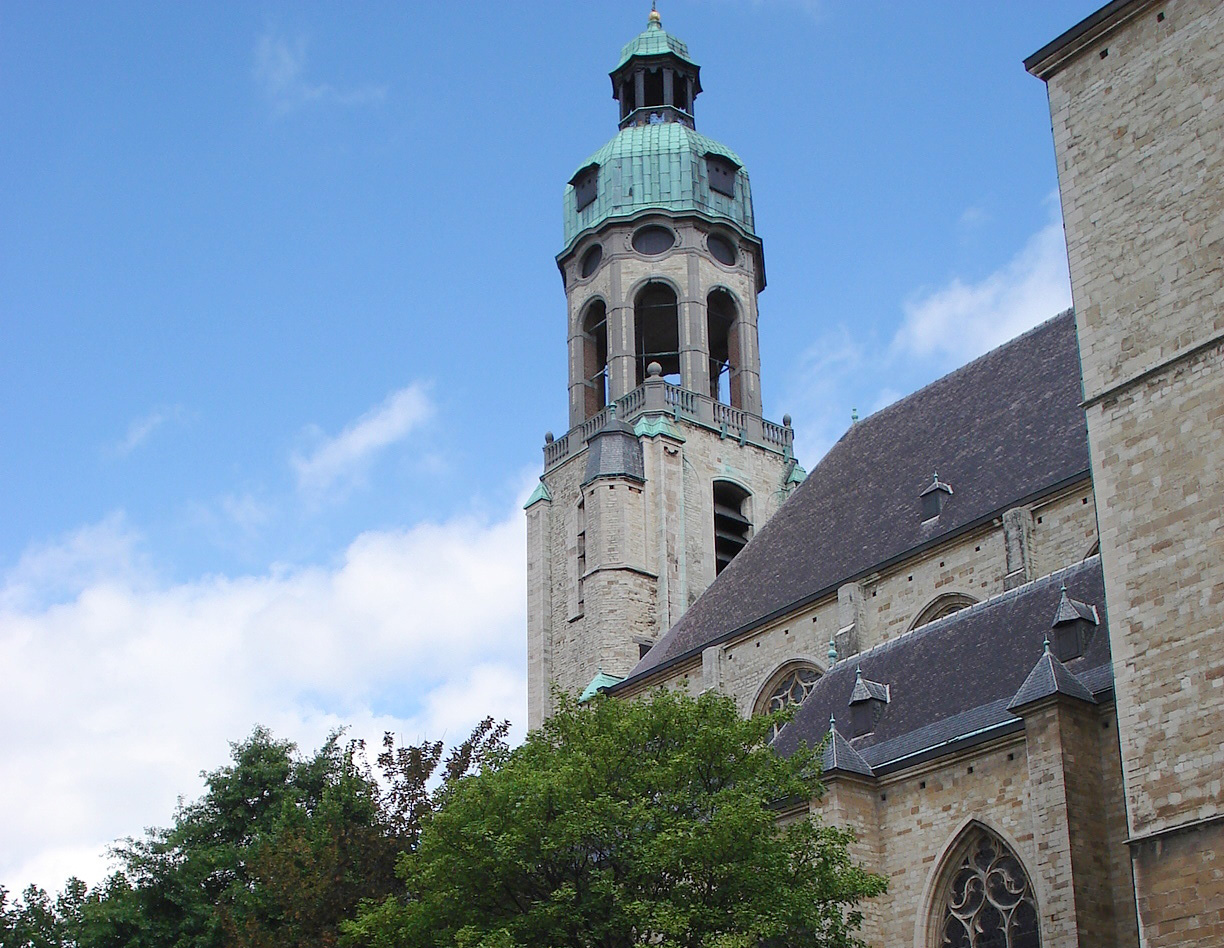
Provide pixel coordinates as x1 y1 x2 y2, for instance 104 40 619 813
562 123 755 250
614 18 697 71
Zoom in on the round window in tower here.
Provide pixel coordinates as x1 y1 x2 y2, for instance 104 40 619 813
580 244 603 278
632 225 676 256
707 233 737 266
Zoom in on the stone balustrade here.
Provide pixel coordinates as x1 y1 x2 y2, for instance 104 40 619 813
543 377 792 471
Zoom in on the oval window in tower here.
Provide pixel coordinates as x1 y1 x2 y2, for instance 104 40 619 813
580 244 603 278
632 225 675 256
707 233 737 266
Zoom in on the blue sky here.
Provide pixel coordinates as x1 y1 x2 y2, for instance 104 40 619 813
1 1 1099 891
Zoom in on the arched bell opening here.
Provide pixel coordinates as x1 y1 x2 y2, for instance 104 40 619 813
706 289 741 407
635 283 681 386
581 301 608 419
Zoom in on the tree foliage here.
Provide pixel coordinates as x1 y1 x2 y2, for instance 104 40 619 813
343 690 885 948
1 720 507 948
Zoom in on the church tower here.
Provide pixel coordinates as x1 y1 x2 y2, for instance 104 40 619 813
526 8 801 727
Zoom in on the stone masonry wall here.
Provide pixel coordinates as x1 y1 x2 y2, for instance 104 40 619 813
810 704 1134 948
1042 1 1224 943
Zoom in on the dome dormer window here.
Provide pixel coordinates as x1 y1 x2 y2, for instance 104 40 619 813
706 154 739 197
571 164 600 212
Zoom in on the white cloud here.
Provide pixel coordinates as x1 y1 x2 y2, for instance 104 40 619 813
0 507 525 893
254 33 387 114
293 384 434 499
891 217 1072 365
108 406 184 457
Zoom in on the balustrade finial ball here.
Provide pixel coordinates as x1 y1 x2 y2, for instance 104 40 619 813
647 361 663 378
544 431 554 444
783 414 792 428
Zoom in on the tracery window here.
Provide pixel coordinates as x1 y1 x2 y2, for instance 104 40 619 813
936 828 1040 948
759 664 820 741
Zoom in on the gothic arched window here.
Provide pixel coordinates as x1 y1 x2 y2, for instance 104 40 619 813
755 663 821 741
933 826 1040 948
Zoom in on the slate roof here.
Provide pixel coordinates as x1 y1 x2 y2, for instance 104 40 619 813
619 309 1089 684
584 414 645 485
772 557 1112 774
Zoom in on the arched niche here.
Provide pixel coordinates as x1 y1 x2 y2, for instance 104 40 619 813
581 300 608 419
706 288 741 407
635 282 681 386
920 822 1041 948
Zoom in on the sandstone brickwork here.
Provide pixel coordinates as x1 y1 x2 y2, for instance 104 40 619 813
1031 0 1224 943
526 412 794 728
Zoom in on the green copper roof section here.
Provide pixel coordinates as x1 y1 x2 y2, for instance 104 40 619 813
614 18 697 71
563 123 755 251
634 416 685 441
523 480 552 509
579 670 625 703
786 463 808 485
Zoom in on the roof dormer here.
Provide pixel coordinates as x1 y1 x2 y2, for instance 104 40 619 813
920 470 953 520
848 666 890 737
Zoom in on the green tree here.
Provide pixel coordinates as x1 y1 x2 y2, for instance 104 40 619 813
7 719 509 948
343 690 885 948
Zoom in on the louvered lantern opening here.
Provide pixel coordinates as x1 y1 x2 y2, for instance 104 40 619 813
713 480 751 574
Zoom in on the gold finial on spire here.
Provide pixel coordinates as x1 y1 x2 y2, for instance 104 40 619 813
648 1 661 26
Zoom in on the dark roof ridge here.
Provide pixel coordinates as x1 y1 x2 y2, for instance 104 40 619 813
836 308 1075 443
835 556 1103 672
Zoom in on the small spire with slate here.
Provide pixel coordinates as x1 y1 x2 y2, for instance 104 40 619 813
822 714 874 778
827 637 838 665
1008 639 1095 713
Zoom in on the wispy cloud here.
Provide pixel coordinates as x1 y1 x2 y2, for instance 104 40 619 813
0 506 525 892
779 325 865 465
891 212 1071 365
293 384 433 498
781 207 1073 468
254 32 387 114
108 406 184 457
